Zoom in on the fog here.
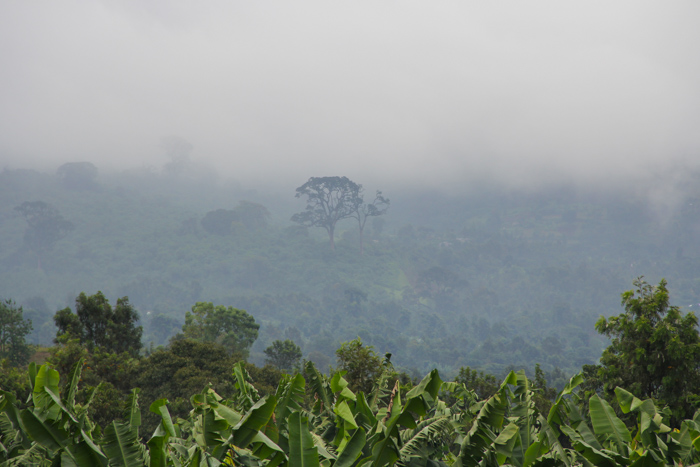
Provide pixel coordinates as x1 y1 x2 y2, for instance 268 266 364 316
1 1 699 195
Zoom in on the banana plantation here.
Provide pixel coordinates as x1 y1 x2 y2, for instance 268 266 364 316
2 358 700 467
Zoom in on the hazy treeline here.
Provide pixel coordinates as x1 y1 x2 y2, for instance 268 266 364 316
3 163 700 377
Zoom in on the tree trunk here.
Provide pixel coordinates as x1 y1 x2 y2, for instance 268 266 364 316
359 225 364 256
328 226 335 251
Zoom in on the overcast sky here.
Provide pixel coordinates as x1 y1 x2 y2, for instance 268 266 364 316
1 1 699 194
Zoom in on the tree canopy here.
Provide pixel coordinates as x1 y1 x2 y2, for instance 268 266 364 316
334 337 383 394
54 291 143 357
594 277 700 421
350 188 389 255
292 176 361 251
0 299 33 366
264 339 302 371
181 302 259 357
56 161 99 191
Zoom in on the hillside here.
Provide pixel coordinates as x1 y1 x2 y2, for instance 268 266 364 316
3 165 700 379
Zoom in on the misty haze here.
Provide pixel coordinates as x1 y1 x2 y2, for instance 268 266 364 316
2 2 700 464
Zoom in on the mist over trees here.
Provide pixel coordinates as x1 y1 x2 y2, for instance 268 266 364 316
2 162 700 379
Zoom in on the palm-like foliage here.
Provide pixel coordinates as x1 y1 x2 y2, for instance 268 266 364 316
3 362 700 466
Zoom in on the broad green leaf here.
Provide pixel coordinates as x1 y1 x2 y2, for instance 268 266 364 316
125 388 141 431
194 408 227 449
232 396 277 449
276 373 306 424
589 394 631 447
493 422 519 458
406 369 442 401
64 358 84 411
147 434 168 467
548 373 583 425
628 451 665 467
354 393 377 427
150 399 176 437
42 386 78 424
251 430 284 454
560 425 619 467
305 361 333 414
537 414 570 467
523 440 544 467
331 372 356 402
20 408 69 452
32 364 61 420
101 420 144 467
288 412 320 467
615 387 644 414
334 428 366 467
213 403 243 427
335 400 358 430
330 372 349 393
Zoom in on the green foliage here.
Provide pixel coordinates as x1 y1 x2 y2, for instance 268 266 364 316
54 292 142 357
292 176 361 251
0 359 31 403
595 277 700 421
9 167 700 379
6 360 700 466
335 338 383 394
47 342 141 427
136 338 239 433
182 301 259 357
0 299 33 366
264 339 303 372
455 366 499 400
531 363 558 415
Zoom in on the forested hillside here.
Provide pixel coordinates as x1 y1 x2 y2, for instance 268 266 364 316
3 164 700 378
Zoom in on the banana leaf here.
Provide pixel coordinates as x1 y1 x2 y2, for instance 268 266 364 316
101 420 144 467
289 412 320 467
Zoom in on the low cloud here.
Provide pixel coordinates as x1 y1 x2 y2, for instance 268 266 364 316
1 1 699 197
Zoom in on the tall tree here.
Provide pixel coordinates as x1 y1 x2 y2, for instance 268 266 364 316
54 291 143 357
56 161 99 191
291 176 360 251
350 189 389 255
334 337 383 394
14 201 73 270
594 277 700 421
0 299 33 366
264 339 302 371
182 302 259 357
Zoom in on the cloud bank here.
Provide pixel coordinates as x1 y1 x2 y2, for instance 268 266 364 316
1 1 699 193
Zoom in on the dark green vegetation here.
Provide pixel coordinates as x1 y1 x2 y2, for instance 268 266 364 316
3 164 700 381
5 357 700 465
0 299 33 367
2 278 700 465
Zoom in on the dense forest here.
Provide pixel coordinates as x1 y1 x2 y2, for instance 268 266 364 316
3 163 700 379
4 162 700 464
2 278 700 465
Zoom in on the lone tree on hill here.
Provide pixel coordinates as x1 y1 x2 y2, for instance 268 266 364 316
292 176 360 251
350 188 389 255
